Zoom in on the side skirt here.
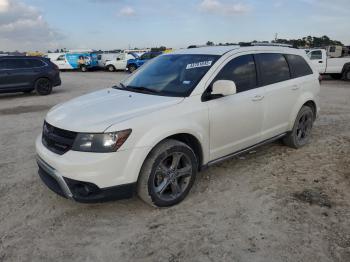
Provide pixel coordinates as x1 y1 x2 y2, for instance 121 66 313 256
201 133 287 169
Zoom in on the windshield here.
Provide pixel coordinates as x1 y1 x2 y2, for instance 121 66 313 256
117 54 220 97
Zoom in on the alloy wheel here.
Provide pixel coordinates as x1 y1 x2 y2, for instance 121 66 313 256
152 152 192 201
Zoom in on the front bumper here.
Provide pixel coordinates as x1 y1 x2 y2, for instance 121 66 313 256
35 134 150 202
37 156 136 203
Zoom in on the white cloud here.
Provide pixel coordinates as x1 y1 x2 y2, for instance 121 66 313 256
119 6 135 17
0 0 9 12
0 0 63 51
199 0 250 15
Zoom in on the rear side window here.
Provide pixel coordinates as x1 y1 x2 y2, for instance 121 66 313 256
214 54 257 93
28 59 46 67
255 53 290 86
285 54 313 78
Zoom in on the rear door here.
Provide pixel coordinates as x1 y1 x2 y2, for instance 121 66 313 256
255 53 303 140
0 58 33 89
207 54 264 160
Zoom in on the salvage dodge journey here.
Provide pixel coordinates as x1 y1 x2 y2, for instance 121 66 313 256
36 45 320 207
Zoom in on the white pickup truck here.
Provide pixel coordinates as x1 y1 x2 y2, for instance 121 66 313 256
104 53 137 72
307 49 350 80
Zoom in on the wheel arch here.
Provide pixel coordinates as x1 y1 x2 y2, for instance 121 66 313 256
288 92 319 130
341 62 350 74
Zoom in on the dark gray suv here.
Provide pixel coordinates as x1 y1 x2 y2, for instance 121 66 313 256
0 56 61 95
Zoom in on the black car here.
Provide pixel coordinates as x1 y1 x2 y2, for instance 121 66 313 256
0 56 61 95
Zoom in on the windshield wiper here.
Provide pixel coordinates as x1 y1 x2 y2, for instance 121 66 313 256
125 86 160 94
112 82 126 90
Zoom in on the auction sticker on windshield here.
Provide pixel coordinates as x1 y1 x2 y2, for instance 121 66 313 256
186 61 213 70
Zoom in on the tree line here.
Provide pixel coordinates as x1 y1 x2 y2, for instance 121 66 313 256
206 35 344 48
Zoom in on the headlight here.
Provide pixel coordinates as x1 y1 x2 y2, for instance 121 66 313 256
72 129 132 153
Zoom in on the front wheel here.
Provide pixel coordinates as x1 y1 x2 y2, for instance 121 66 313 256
137 139 198 207
35 78 52 96
283 106 314 149
107 65 115 72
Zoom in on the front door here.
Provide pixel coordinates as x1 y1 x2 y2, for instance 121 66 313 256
207 54 264 161
308 50 326 73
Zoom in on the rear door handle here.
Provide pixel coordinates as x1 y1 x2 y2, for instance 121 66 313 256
252 95 264 101
291 85 300 90
318 61 323 63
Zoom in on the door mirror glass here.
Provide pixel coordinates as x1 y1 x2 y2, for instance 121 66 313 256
212 80 236 96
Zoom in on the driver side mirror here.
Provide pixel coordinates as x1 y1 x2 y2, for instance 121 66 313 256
211 80 236 96
116 58 121 61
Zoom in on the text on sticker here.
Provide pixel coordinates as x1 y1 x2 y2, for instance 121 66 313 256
186 61 212 70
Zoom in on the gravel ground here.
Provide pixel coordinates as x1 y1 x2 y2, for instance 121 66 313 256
0 72 349 262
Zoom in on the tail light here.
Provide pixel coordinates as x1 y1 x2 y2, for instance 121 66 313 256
318 74 322 84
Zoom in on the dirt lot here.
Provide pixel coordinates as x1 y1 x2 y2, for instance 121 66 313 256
0 72 349 262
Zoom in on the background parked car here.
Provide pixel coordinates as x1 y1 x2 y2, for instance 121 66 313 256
0 56 61 95
127 51 162 72
105 53 138 72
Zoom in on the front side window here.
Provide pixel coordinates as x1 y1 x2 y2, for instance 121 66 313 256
57 55 65 61
309 50 322 60
285 54 313 78
213 54 257 93
255 53 290 86
117 54 219 97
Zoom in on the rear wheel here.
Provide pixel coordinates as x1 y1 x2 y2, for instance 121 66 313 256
107 65 115 72
344 70 350 81
137 139 198 207
80 65 88 72
35 78 52 96
283 106 314 149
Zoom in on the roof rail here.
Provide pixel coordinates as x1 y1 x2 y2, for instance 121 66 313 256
240 42 296 48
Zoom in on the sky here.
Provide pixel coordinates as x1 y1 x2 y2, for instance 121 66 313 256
0 0 349 52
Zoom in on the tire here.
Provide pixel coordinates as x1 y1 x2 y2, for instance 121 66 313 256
35 78 52 96
80 65 88 72
283 106 314 149
330 73 342 80
137 139 198 207
128 64 137 73
107 65 115 72
343 70 350 81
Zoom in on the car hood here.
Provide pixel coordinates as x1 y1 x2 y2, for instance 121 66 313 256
46 88 184 132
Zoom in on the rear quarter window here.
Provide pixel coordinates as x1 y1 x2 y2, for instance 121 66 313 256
28 59 46 67
285 54 313 78
255 53 290 86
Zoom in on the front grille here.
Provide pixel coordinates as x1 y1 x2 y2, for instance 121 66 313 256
42 121 77 155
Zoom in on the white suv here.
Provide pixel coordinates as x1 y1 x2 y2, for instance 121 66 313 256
36 45 320 207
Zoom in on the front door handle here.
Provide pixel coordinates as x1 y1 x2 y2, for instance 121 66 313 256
252 95 264 101
291 85 300 90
